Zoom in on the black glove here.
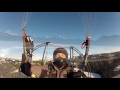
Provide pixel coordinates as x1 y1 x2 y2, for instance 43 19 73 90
73 71 88 78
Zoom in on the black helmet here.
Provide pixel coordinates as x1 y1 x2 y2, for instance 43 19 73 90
53 48 68 67
53 48 68 59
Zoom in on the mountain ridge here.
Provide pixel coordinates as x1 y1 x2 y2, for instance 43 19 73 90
0 32 120 46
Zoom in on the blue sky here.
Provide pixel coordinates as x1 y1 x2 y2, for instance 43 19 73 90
1 12 120 59
0 12 120 40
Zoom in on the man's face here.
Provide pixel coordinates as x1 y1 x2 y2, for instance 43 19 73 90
54 53 66 59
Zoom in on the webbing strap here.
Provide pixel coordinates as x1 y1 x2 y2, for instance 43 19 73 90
51 62 70 78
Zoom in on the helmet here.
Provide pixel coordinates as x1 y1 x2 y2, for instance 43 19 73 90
53 48 68 67
53 48 68 59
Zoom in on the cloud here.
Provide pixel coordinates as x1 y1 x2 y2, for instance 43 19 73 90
4 30 18 36
0 46 22 59
0 48 11 57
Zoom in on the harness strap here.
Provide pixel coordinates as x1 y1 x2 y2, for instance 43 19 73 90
51 62 70 78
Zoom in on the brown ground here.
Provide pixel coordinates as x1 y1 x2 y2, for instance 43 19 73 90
1 57 120 78
0 61 46 78
31 65 48 78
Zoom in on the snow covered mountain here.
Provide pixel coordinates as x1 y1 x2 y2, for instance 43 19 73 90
0 31 120 46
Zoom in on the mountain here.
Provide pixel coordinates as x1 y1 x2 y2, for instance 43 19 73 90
4 30 18 36
0 32 21 41
0 31 120 46
93 35 120 46
33 35 84 44
33 35 120 46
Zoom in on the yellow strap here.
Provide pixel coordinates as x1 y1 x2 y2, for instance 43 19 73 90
31 74 36 78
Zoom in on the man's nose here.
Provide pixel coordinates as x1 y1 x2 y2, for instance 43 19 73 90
58 55 62 57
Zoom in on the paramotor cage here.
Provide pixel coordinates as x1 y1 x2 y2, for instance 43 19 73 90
31 42 84 65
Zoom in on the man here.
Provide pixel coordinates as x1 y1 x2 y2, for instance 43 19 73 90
30 48 70 78
47 48 71 78
31 47 71 78
38 48 87 78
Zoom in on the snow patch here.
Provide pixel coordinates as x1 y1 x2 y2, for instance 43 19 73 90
73 67 101 78
83 71 101 78
114 65 120 71
73 67 79 72
11 69 19 73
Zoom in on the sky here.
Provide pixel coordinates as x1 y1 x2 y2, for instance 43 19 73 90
0 12 120 40
1 12 120 59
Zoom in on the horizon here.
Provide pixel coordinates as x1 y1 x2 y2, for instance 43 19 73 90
0 41 120 60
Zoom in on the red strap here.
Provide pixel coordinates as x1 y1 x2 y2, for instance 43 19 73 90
22 27 27 37
30 67 32 72
22 31 26 37
88 39 90 45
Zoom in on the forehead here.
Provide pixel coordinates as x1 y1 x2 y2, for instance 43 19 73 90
55 53 66 55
